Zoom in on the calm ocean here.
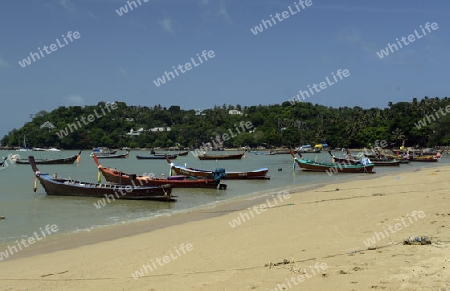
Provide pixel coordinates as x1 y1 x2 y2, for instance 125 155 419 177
0 150 446 248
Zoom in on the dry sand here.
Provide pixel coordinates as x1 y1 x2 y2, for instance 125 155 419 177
1 166 450 291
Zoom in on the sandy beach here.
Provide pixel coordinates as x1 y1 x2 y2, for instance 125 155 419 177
1 165 450 291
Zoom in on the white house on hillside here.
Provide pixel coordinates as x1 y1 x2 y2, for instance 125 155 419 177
150 127 171 132
126 128 144 136
228 110 242 115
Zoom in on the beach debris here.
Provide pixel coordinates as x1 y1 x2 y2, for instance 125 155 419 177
403 236 432 245
372 193 385 196
0 216 5 220
265 259 294 268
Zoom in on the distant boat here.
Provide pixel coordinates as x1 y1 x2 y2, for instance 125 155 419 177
150 149 186 157
16 135 32 152
28 156 174 201
291 151 375 173
137 154 177 160
32 147 61 152
253 151 276 155
409 156 438 162
32 147 46 151
329 151 400 167
167 157 270 180
91 147 118 156
196 151 246 160
12 150 81 165
91 150 130 159
46 148 61 152
0 157 7 167
296 145 321 153
268 149 292 155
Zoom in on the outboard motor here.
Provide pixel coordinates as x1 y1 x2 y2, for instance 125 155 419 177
212 168 226 183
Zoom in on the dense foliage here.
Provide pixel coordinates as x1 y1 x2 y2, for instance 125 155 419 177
2 97 450 149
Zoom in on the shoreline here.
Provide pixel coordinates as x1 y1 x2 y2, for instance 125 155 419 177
1 163 426 261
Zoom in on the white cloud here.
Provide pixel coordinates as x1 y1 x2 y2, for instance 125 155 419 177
339 28 361 44
313 5 438 14
119 67 127 77
0 55 9 69
64 95 84 105
58 0 76 12
158 17 175 35
218 0 232 23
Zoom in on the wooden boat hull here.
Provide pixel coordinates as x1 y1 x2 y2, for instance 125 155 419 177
15 150 81 165
371 160 401 166
153 151 188 156
197 152 245 160
168 160 269 180
270 150 294 154
294 158 375 173
100 169 225 189
136 155 177 160
92 151 129 159
409 157 438 162
334 156 400 166
93 156 226 189
29 157 174 201
333 157 360 165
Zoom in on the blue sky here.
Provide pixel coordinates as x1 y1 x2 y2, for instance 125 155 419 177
0 0 448 137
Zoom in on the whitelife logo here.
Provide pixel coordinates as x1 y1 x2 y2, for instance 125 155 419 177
250 0 312 35
414 105 450 129
191 121 254 158
18 31 81 68
0 224 58 261
131 243 193 279
115 0 149 16
376 22 438 59
288 69 350 105
363 210 425 247
55 102 118 139
153 50 216 87
228 191 290 228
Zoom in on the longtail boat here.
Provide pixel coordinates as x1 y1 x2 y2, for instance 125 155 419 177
167 157 269 180
333 156 402 166
137 154 177 160
29 156 174 201
151 150 188 156
91 150 130 159
329 152 400 167
409 156 438 162
196 151 246 160
371 160 401 166
292 151 375 173
0 157 7 167
12 150 82 165
93 156 226 189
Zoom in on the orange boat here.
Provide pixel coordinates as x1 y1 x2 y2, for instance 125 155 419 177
93 156 227 189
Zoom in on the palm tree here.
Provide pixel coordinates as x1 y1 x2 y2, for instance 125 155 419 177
391 128 405 146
